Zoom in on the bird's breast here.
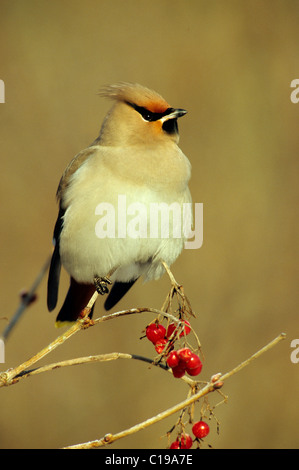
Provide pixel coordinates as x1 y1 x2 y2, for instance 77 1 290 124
59 143 192 283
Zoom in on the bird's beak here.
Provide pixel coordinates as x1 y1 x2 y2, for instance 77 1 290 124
160 108 187 123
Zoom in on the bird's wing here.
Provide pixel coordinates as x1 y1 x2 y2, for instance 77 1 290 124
47 145 99 312
47 206 64 311
56 146 99 202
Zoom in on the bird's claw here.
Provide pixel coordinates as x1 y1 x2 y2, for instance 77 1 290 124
93 276 112 295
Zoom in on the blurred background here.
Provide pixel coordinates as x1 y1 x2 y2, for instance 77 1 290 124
0 0 298 449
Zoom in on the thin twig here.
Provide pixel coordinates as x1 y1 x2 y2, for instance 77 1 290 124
10 353 166 380
219 332 286 382
12 352 195 386
93 307 188 326
1 255 52 341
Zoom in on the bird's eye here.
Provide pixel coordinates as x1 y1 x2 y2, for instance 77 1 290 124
141 110 154 122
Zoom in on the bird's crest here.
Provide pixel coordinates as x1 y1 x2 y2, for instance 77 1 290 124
98 82 170 114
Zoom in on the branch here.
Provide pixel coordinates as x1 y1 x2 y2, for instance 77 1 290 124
0 301 193 387
9 352 194 387
0 291 98 386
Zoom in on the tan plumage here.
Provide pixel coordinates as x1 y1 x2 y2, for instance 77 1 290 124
47 83 192 325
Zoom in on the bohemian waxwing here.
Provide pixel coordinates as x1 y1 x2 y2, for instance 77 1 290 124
47 82 192 325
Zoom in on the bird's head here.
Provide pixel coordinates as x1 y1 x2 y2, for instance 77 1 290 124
97 82 187 146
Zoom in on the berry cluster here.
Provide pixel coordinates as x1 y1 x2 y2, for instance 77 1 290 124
145 319 209 449
169 421 210 449
145 321 202 379
166 348 202 378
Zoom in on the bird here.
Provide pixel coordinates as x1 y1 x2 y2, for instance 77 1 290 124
47 82 192 325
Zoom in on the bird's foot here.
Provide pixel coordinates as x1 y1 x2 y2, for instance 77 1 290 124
93 275 112 295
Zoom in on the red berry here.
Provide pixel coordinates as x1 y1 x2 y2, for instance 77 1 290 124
166 320 191 338
185 353 202 376
166 323 176 338
177 347 193 362
146 323 166 344
166 351 179 368
180 320 191 336
186 364 202 376
175 434 193 449
169 440 180 449
186 353 202 369
172 364 186 378
179 433 193 449
170 434 193 449
155 338 167 354
192 420 210 439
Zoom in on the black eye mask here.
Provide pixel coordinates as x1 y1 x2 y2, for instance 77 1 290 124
126 101 175 122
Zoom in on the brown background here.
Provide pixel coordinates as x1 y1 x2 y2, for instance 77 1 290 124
0 0 298 449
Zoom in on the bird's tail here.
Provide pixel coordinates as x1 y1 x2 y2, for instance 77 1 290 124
55 277 96 327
